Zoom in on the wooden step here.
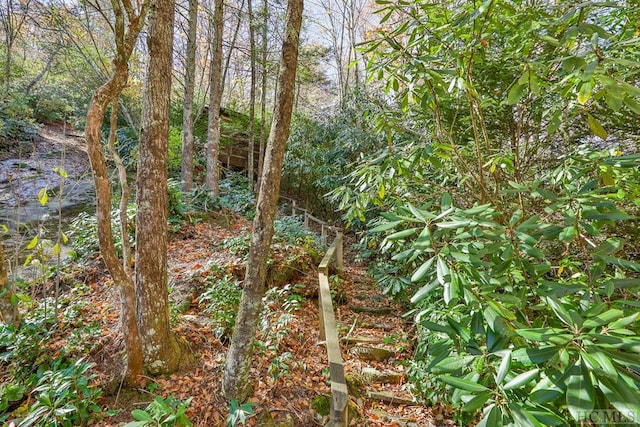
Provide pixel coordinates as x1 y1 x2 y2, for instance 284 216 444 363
351 305 393 315
367 390 417 406
351 345 395 362
361 367 403 385
342 335 381 345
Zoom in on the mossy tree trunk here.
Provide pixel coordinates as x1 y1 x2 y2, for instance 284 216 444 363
222 0 303 401
135 0 184 375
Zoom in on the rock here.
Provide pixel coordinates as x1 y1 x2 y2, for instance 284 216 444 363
361 367 403 384
351 346 395 362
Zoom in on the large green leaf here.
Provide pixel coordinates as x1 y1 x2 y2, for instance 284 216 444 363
597 375 640 424
411 257 435 283
477 404 502 427
462 390 493 412
566 362 594 421
509 402 545 427
582 309 624 330
495 350 511 384
386 227 420 241
439 375 489 392
503 368 540 390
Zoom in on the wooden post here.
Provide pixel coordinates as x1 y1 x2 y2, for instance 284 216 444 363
292 199 296 216
317 235 348 426
321 225 326 245
304 211 309 227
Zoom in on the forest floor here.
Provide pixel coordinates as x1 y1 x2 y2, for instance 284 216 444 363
82 218 456 426
2 124 455 426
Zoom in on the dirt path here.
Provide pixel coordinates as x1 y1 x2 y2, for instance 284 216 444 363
334 241 454 427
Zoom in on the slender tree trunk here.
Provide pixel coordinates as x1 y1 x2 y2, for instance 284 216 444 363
181 0 198 193
86 68 144 387
0 242 20 328
136 0 184 375
247 0 256 189
222 0 303 401
84 0 149 383
221 0 245 93
256 0 268 193
24 46 59 95
205 0 224 197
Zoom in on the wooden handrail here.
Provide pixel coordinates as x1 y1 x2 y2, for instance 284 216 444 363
317 232 347 426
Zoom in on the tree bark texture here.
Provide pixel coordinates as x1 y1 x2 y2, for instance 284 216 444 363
247 0 257 189
222 0 303 401
205 0 224 197
84 0 148 386
0 242 20 327
256 1 268 192
181 0 198 193
135 0 183 375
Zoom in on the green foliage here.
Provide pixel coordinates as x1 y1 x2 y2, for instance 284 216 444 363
167 178 187 231
226 399 255 427
198 269 242 339
18 359 102 427
334 0 640 425
68 205 136 261
217 172 256 219
123 394 192 427
0 304 57 382
0 383 25 420
167 127 183 178
0 96 38 143
283 94 383 217
257 284 304 380
272 215 321 248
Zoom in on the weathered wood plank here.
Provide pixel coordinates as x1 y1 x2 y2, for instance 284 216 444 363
367 390 417 405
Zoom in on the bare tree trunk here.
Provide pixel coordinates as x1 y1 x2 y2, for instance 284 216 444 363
84 0 148 386
0 242 20 328
221 0 244 93
24 46 59 95
222 0 303 401
256 0 268 193
247 0 256 190
205 0 224 197
181 0 198 193
136 0 185 375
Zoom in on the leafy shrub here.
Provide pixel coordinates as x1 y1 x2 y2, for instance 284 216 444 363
363 149 640 425
273 215 320 248
124 394 192 427
226 399 255 427
0 97 38 143
198 270 242 338
0 303 57 382
167 127 183 178
68 205 136 261
336 1 640 424
167 179 187 231
18 359 102 427
217 172 256 218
